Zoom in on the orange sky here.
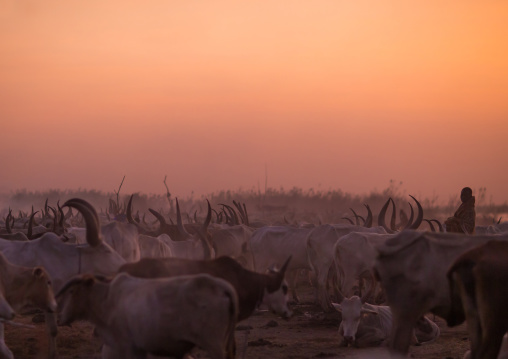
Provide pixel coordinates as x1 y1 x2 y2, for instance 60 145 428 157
1 1 508 204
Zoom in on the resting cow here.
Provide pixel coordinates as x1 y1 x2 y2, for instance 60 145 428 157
332 282 439 348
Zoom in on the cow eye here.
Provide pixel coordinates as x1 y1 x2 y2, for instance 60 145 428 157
282 284 288 295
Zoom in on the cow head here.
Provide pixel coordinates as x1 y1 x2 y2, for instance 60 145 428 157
24 267 58 314
261 256 293 319
56 275 105 326
332 296 378 346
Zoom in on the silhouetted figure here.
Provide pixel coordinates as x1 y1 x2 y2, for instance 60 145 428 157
445 187 476 234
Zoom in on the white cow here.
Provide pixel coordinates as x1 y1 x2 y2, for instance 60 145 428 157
250 225 315 302
307 224 387 310
332 295 439 348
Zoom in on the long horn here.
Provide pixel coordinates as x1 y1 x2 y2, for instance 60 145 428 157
64 198 100 227
58 201 65 228
497 217 502 225
47 206 58 230
242 203 250 226
126 195 136 224
63 199 101 247
5 209 12 234
350 208 360 225
27 211 39 240
342 217 355 225
407 195 423 229
423 219 436 232
403 202 415 230
390 199 397 231
232 200 246 224
363 204 373 228
377 198 396 234
176 198 191 238
430 219 444 232
148 208 166 233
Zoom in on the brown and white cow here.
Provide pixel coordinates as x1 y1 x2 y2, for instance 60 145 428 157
118 255 292 322
56 273 238 359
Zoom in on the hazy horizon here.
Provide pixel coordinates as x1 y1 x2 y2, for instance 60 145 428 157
2 1 507 204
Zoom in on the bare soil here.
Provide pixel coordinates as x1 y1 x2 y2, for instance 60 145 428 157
5 284 470 359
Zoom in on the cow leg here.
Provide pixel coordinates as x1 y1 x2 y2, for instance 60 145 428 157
288 269 300 303
389 310 420 354
316 267 332 311
0 323 14 359
45 311 58 359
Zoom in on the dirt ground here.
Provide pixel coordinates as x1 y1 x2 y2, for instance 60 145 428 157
5 284 471 359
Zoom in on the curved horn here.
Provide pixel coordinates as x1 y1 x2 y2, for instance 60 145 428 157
363 204 373 228
57 201 65 228
377 198 396 234
63 199 101 247
342 217 355 225
5 209 12 234
350 208 360 225
176 198 192 238
390 200 397 231
148 208 166 234
403 202 415 230
497 217 502 225
64 198 100 227
423 219 436 232
27 211 39 240
211 208 221 223
126 195 136 224
407 195 423 229
430 219 444 232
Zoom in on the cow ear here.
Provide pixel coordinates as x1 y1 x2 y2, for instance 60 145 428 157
33 267 44 277
331 303 342 313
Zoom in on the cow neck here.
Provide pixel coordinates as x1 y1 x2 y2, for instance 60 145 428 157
76 245 84 275
85 282 111 329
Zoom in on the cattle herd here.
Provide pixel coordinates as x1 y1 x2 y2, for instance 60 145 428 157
0 193 507 359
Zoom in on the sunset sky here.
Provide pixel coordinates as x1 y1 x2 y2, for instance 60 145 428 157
1 1 507 204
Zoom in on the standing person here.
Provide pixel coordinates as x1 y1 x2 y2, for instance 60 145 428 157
444 187 476 234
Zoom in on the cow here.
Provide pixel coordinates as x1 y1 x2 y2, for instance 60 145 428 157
209 224 255 270
306 224 387 311
447 240 508 359
0 251 57 359
138 234 173 258
332 298 439 349
118 255 292 322
373 230 508 355
250 225 315 302
0 198 126 359
333 232 395 298
56 272 239 359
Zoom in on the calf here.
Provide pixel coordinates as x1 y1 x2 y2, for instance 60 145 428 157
57 273 238 359
0 252 57 359
118 255 292 321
